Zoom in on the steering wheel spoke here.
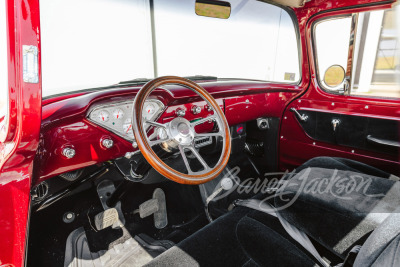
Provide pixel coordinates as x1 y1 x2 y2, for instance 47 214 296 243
179 144 211 175
144 120 167 129
178 145 193 175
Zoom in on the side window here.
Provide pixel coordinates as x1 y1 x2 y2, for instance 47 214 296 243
0 0 9 142
314 7 400 99
314 16 352 91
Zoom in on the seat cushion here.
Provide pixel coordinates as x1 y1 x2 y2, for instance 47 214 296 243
236 210 318 267
274 166 400 258
146 207 254 267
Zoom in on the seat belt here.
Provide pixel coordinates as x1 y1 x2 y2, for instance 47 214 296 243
234 199 330 267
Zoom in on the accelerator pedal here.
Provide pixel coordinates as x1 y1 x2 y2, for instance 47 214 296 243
153 188 168 229
137 188 168 229
94 208 119 231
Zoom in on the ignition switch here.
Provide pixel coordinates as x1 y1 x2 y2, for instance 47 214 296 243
257 118 269 130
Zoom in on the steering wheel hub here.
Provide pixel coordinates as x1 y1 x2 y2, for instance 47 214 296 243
169 117 194 145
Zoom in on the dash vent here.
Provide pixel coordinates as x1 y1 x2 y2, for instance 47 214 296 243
32 182 49 201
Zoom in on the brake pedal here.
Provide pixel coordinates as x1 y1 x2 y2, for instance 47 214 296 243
94 208 119 231
139 199 159 218
137 188 168 229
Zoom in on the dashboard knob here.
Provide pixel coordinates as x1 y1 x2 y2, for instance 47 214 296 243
101 138 114 149
192 105 201 114
62 148 76 159
176 108 185 117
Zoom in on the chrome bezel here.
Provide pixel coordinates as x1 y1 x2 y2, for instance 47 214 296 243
87 99 165 142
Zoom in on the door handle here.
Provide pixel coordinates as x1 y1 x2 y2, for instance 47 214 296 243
367 135 400 148
290 108 308 122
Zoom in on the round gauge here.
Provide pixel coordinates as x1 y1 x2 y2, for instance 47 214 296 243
98 110 110 122
113 108 124 120
144 103 156 116
123 119 133 136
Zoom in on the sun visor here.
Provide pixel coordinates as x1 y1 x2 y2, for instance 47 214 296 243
260 0 310 8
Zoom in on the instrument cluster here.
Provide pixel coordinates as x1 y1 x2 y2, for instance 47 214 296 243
87 100 164 141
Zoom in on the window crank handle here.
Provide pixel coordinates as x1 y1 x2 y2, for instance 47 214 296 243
290 108 308 122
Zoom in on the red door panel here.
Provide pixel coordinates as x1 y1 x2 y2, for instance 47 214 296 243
0 0 42 266
280 97 400 175
280 1 400 176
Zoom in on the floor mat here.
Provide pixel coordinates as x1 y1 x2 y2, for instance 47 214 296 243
64 227 153 267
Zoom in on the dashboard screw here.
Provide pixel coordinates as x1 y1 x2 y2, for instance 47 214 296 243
192 105 201 114
132 141 138 148
62 148 76 159
101 138 114 149
176 109 185 117
63 212 75 223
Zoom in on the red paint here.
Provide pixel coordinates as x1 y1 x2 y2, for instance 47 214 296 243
0 0 42 266
279 0 400 175
224 92 294 125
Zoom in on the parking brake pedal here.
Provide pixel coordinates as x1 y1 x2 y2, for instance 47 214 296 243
138 188 168 229
94 208 119 231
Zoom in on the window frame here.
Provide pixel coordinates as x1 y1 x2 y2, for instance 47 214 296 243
312 7 399 100
312 13 355 95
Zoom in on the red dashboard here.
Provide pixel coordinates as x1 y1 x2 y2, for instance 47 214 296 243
35 80 300 185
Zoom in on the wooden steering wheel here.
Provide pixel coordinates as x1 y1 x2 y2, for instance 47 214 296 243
132 76 231 185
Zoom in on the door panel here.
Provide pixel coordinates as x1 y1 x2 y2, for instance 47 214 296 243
0 0 42 266
280 95 400 176
279 3 400 176
290 109 399 156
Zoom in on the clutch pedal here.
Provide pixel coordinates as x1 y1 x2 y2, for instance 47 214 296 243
96 180 125 227
94 208 119 231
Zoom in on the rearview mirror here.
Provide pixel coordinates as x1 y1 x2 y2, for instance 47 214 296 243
324 65 345 88
195 0 231 19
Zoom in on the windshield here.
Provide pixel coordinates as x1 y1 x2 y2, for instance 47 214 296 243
40 0 300 97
